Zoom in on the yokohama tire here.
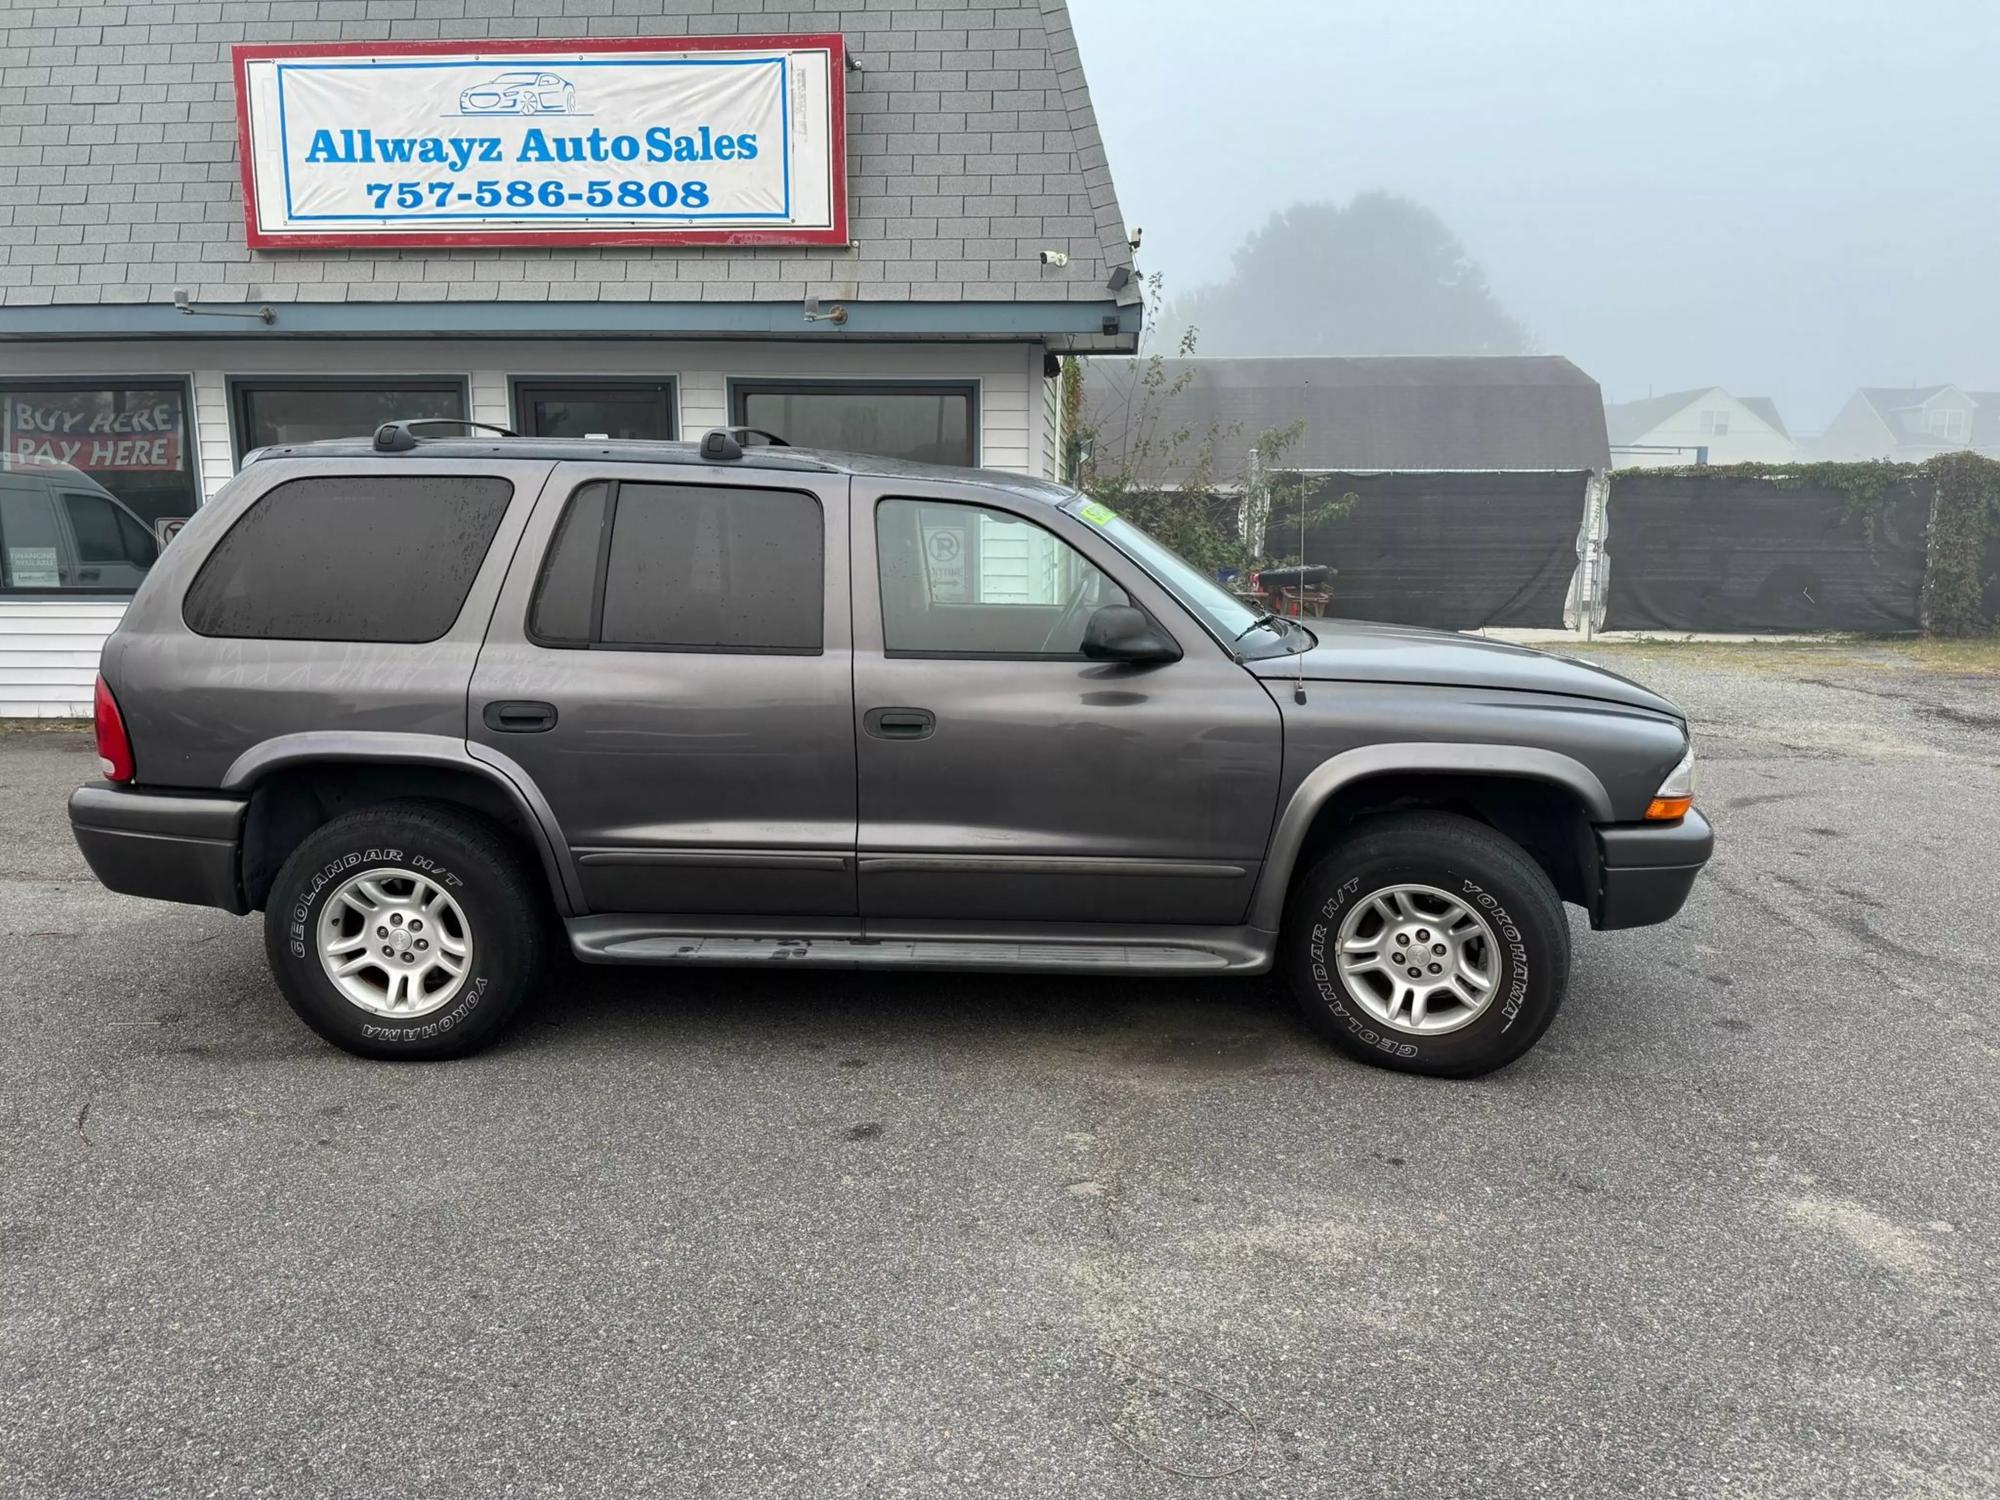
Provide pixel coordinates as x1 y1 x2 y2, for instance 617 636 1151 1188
1283 811 1571 1078
262 801 547 1061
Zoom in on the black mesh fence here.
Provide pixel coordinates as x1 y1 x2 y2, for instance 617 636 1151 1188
1268 471 1588 631
1603 472 1932 633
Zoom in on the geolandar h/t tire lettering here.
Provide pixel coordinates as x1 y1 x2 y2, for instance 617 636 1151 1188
1284 811 1571 1078
263 801 546 1060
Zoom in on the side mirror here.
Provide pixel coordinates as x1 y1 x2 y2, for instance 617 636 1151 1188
1081 604 1181 664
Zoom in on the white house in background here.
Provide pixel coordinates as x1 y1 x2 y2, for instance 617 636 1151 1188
1604 387 1798 468
1812 385 2000 462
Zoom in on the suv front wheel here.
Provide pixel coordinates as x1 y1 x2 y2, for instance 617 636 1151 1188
1283 812 1571 1077
263 801 547 1060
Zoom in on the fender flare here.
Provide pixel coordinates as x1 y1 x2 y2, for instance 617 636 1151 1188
1246 742 1613 931
221 731 584 915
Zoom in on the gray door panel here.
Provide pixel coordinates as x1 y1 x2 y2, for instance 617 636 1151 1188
849 477 1284 925
469 462 856 916
106 456 556 791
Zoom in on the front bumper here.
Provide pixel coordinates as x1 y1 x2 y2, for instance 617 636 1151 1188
1591 808 1714 930
69 784 250 914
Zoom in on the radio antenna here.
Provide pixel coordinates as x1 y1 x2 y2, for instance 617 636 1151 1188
1293 469 1308 704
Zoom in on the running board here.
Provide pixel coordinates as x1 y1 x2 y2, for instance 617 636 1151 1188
566 916 1275 975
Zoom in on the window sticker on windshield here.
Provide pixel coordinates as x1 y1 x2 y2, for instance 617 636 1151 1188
8 547 60 587
1078 501 1117 526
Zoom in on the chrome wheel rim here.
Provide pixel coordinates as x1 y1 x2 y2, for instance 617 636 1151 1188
316 866 473 1018
1334 883 1500 1036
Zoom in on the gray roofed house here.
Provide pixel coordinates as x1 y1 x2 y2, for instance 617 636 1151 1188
1814 385 2000 461
0 0 1140 716
1604 386 1796 468
0 0 1137 328
1082 355 1611 486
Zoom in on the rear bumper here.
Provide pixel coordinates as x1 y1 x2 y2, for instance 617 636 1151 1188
68 784 249 915
1591 808 1713 931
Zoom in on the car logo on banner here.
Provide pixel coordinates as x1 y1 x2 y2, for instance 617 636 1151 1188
456 71 579 116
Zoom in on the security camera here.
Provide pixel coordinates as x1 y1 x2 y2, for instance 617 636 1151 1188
1038 249 1070 267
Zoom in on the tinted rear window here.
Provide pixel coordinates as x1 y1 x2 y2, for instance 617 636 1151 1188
183 474 513 642
529 480 823 653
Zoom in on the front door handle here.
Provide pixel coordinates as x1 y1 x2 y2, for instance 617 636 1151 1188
483 700 558 733
864 707 936 741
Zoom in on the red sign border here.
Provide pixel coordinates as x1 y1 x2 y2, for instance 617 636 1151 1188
232 33 849 250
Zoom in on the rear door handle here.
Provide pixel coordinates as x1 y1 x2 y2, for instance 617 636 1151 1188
864 707 936 740
482 700 558 733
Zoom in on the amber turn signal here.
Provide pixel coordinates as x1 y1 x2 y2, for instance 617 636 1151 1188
1644 795 1693 821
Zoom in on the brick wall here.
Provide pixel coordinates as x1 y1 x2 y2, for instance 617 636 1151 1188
0 0 1134 309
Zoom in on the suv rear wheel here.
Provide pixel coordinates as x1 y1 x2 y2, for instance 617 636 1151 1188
1283 812 1570 1078
263 801 546 1060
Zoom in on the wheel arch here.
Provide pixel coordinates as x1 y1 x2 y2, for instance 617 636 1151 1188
1248 744 1612 931
223 732 582 916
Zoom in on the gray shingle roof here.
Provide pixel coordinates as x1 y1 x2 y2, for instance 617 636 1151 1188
1084 355 1611 482
0 0 1135 316
1856 386 1952 443
1736 396 1790 440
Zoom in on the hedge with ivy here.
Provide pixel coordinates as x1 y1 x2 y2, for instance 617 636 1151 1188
1608 456 2000 637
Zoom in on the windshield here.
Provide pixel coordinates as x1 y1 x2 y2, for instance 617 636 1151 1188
1064 496 1311 659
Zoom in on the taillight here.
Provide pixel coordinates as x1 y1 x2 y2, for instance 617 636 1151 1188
93 674 135 783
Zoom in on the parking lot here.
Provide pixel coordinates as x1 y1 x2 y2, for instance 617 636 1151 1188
3 641 1996 1499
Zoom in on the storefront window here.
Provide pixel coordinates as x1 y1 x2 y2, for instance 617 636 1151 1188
733 381 976 466
233 380 466 456
516 380 676 441
1 381 195 594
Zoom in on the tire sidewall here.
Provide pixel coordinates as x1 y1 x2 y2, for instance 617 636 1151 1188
1289 838 1564 1076
267 816 529 1057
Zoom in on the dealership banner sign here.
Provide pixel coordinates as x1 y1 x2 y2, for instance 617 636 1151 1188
232 35 847 248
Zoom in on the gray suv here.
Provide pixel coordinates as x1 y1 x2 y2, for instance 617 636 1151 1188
69 425 1711 1076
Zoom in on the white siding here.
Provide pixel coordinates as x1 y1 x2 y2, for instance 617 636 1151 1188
0 601 125 717
5 336 1046 715
1613 390 1798 468
1040 355 1063 480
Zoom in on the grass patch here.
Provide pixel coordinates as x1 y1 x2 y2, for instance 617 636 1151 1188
1575 634 2000 676
0 717 91 734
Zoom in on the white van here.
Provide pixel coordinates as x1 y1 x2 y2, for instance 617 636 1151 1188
0 454 163 592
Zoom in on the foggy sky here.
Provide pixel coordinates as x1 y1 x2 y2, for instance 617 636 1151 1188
1068 0 2000 435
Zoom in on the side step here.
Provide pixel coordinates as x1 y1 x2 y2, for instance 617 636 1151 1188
566 916 1274 975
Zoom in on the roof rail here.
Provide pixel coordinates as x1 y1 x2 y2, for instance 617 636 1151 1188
373 418 519 453
698 426 789 461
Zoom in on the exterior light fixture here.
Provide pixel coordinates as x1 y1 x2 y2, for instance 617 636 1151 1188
172 288 275 324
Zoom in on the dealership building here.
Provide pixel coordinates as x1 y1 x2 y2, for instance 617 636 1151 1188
0 0 1138 715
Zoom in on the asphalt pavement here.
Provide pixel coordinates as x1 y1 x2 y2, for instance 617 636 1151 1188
3 644 1996 1499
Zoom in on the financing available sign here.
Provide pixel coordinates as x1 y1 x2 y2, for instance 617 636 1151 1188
232 35 847 248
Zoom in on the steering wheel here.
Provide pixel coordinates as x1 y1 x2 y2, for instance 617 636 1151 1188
1038 575 1098 655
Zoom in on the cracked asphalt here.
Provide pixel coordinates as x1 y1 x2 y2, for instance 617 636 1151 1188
3 644 1996 1499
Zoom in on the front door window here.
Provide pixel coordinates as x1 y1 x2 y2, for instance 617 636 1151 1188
876 497 1128 656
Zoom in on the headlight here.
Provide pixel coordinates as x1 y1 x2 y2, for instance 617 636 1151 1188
1645 740 1695 821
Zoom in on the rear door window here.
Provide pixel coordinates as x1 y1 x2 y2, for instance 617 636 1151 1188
183 474 513 642
529 480 823 653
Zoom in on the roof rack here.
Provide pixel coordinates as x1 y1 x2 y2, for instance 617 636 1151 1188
698 426 790 461
373 418 519 453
